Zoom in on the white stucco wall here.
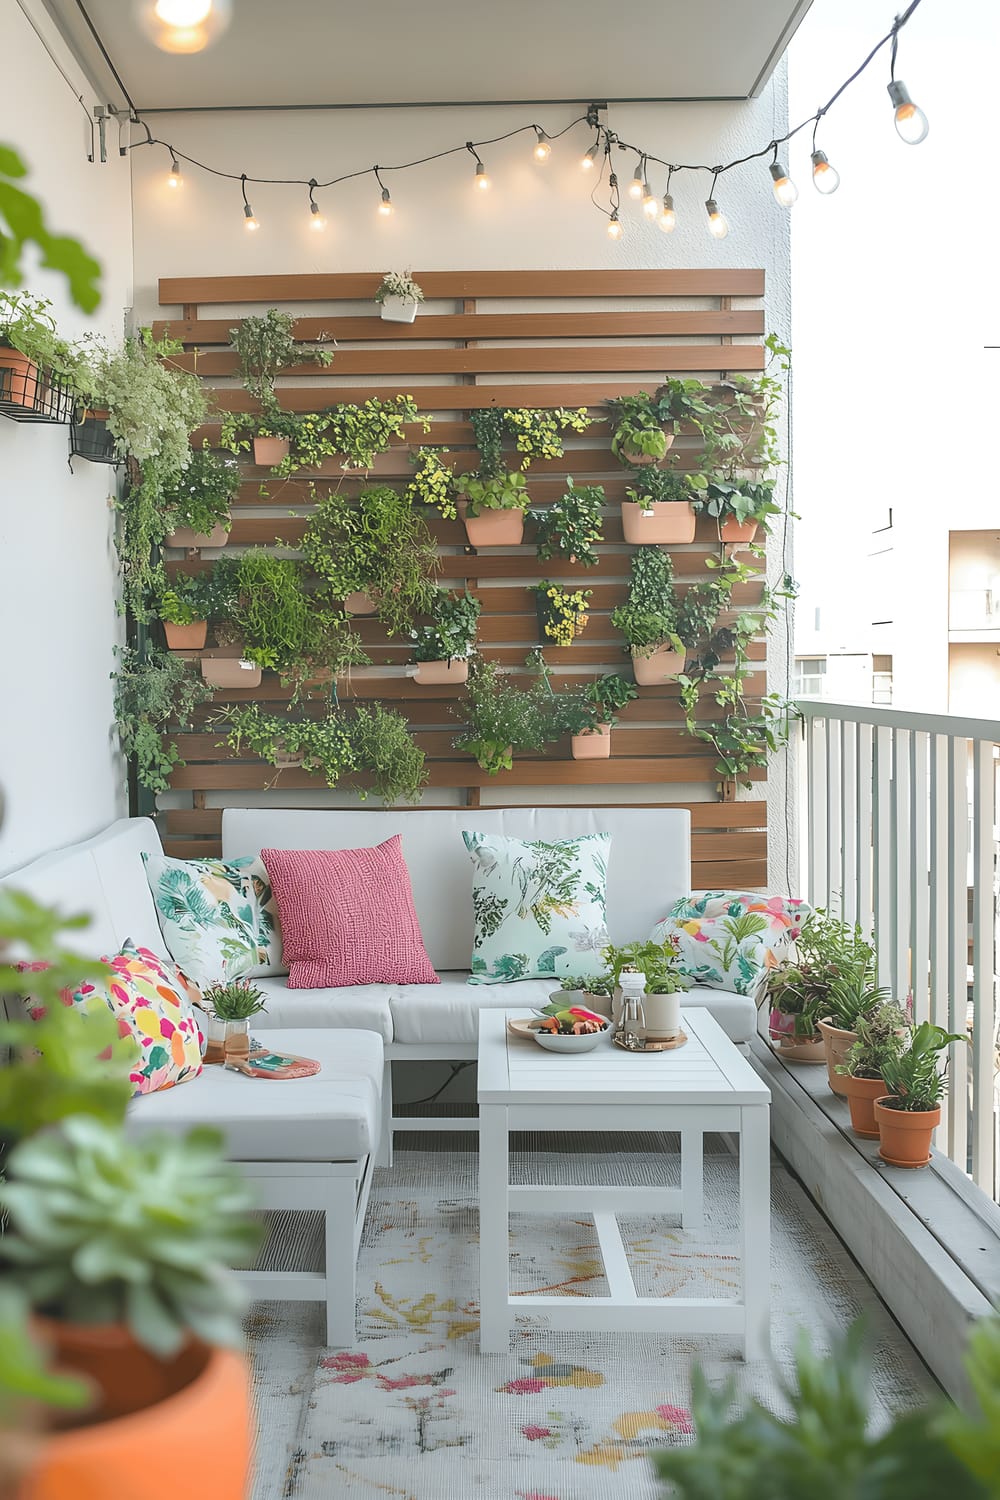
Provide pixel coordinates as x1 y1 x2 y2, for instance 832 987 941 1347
0 3 133 874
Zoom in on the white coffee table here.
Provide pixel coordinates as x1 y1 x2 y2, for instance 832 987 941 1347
477 1007 770 1357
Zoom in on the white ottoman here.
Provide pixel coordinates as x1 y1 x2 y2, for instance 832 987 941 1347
127 1028 383 1347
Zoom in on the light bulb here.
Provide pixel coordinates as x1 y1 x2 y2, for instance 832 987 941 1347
659 193 676 232
139 0 230 52
167 156 181 189
243 204 259 232
607 212 623 241
310 204 326 231
378 187 393 216
810 150 840 194
581 143 599 170
705 198 729 239
475 162 490 191
769 161 798 206
888 80 929 144
155 0 211 22
641 183 659 218
628 166 644 200
533 130 551 161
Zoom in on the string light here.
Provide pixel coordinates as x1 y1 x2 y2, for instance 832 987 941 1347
705 197 729 239
240 173 258 231
628 163 644 200
607 210 622 241
769 154 798 206
308 179 326 231
641 178 659 219
887 80 928 143
810 149 840 194
374 167 394 216
581 141 599 171
140 0 230 53
166 154 181 188
466 143 490 190
533 128 551 161
659 193 676 233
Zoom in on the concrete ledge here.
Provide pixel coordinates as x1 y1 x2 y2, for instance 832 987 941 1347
750 1036 997 1405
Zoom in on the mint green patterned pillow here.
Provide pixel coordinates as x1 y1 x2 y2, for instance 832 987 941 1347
463 831 611 985
142 853 262 989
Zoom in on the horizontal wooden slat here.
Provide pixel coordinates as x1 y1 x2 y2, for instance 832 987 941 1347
228 450 709 486
174 727 712 762
691 832 767 862
153 309 765 346
167 757 761 790
159 269 767 306
193 671 768 705
181 344 764 378
184 635 766 664
204 379 754 414
692 859 768 888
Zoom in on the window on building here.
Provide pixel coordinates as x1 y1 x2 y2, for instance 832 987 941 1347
794 657 827 698
872 654 893 705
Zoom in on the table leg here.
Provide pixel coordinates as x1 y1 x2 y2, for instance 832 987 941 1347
740 1103 771 1360
680 1129 704 1230
478 1103 510 1353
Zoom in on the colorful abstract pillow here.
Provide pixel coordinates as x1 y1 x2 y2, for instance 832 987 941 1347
142 852 265 988
651 892 811 996
463 831 611 985
70 943 203 1095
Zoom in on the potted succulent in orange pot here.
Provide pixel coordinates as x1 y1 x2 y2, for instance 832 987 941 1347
410 588 481 685
874 1021 967 1168
836 1002 912 1138
610 547 685 685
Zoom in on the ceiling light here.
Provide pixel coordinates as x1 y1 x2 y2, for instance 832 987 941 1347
139 0 230 53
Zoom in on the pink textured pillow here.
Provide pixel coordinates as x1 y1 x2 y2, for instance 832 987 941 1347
261 837 439 989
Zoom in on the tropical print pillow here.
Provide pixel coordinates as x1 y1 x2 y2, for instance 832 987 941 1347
463 831 611 985
142 852 263 988
230 854 284 977
651 892 811 996
70 942 203 1095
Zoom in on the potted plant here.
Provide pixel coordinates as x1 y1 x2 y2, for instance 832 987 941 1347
836 1002 912 1138
533 581 592 647
410 588 481 684
452 655 560 774
641 965 689 1039
530 478 605 566
227 307 334 463
221 703 358 789
689 476 781 544
815 947 884 1094
502 406 593 468
558 972 616 1019
609 391 673 468
764 910 878 1069
349 702 427 804
270 396 427 475
553 673 637 761
610 547 684 684
375 270 425 323
200 978 267 1064
163 445 240 548
154 570 217 651
0 290 92 421
875 1021 967 1168
219 406 300 468
620 465 697 545
454 469 529 546
302 484 439 631
406 446 458 518
112 645 213 793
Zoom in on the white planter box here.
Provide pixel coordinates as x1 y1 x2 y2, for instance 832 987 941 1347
379 295 418 324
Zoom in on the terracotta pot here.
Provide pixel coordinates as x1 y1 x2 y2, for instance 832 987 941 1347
31 1320 200 1426
620 501 697 545
413 658 469 686
200 658 263 689
874 1098 940 1168
631 644 685 686
457 501 525 547
774 1034 827 1064
840 1073 888 1139
818 1017 858 1097
344 590 379 615
166 520 229 549
23 1337 249 1500
253 435 289 465
163 620 208 651
720 518 759 544
571 725 611 760
0 346 40 409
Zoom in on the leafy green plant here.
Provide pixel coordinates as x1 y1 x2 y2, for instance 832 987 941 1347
154 569 219 626
838 1002 911 1081
609 392 670 465
764 911 877 1039
221 703 358 788
686 694 797 788
688 476 781 531
375 270 424 304
406 446 457 518
655 376 716 434
824 969 894 1031
530 479 605 566
0 290 95 397
232 550 311 670
452 655 561 774
161 445 239 537
602 939 682 991
349 702 427 804
218 405 299 457
624 466 692 506
610 547 682 656
112 646 212 794
0 143 101 311
201 978 267 1021
559 973 613 995
501 406 592 468
454 469 529 515
533 582 592 646
228 306 333 416
880 1021 967 1112
411 589 481 662
469 408 506 477
273 395 427 475
586 673 639 717
302 484 439 635
0 1116 259 1356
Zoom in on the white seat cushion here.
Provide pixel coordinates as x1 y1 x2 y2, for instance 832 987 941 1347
125 1028 383 1161
248 977 394 1041
686 984 756 1044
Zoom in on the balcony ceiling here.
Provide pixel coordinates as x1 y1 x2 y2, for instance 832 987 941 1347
41 0 813 112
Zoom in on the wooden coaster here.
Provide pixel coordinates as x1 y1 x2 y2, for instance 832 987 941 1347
613 1029 688 1053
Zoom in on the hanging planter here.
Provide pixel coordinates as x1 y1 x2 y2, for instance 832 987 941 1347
533 583 591 648
413 658 469 686
163 620 208 651
620 500 697 545
0 352 73 424
200 657 263 689
252 434 290 466
375 271 425 324
380 295 419 324
344 589 379 616
571 724 612 760
631 643 685 685
721 517 759 544
455 472 529 547
166 520 230 549
456 499 525 547
69 407 117 463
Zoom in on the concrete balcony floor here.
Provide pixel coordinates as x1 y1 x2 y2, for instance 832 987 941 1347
244 1129 939 1500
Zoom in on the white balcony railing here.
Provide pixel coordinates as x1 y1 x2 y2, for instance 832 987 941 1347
797 700 1000 1199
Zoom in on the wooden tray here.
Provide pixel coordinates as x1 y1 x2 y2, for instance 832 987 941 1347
612 1029 688 1053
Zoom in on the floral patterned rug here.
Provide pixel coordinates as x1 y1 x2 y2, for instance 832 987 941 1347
247 1144 936 1500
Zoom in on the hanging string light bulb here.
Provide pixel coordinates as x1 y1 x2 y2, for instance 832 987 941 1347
769 147 798 206
810 149 840 194
533 128 551 161
628 161 644 200
659 195 676 233
887 80 928 143
467 143 490 190
607 210 623 241
308 179 326 231
166 153 182 189
704 171 729 239
139 0 231 53
374 167 394 216
641 177 659 219
581 139 600 170
240 173 258 231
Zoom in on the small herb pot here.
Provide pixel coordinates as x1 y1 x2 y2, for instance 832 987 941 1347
163 620 208 651
413 658 469 685
379 295 418 324
457 501 525 547
571 725 611 760
253 435 289 466
874 1098 940 1167
201 657 263 689
621 500 697 545
818 1017 858 1097
721 518 758 544
631 644 684 686
582 990 614 1020
224 1018 251 1064
166 518 230 549
344 589 379 616
839 1073 888 1139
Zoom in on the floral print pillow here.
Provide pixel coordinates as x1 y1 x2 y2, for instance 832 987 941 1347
463 831 611 985
230 854 284 977
71 943 203 1095
143 852 267 988
651 892 811 996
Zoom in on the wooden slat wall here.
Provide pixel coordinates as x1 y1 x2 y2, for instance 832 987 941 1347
156 268 770 885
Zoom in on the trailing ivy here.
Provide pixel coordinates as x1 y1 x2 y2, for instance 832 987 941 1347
112 646 212 794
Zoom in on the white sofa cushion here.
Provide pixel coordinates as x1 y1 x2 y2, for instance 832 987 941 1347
125 1028 382 1160
391 975 559 1044
250 977 394 1041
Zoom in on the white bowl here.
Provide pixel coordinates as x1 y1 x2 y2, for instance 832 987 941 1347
533 1027 608 1054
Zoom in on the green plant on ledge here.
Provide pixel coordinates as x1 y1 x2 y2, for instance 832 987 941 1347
221 703 357 788
411 589 481 662
609 391 671 466
610 548 683 658
555 672 639 736
153 569 220 627
688 476 781 532
838 1002 911 1082
762 910 875 1040
228 306 333 414
452 655 561 774
454 469 529 515
530 478 605 566
161 445 239 538
880 1021 967 1113
623 466 691 507
533 582 592 647
271 395 428 475
201 979 267 1021
0 290 96 400
219 405 299 457
112 646 212 794
406 446 458 518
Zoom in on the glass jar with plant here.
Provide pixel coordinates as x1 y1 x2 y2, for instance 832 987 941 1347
349 702 427 804
162 445 240 548
533 582 592 647
454 469 529 546
112 645 212 795
375 269 425 323
836 1002 912 1139
501 406 593 468
406 446 458 518
452 655 561 774
875 1021 967 1168
0 290 93 420
621 462 697 545
608 391 672 469
410 589 481 684
302 484 439 632
610 548 684 684
530 478 605 567
199 978 267 1064
226 306 333 463
271 395 428 476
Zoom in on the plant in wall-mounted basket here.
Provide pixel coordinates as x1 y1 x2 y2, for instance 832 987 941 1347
227 306 334 463
219 406 299 468
533 582 592 647
454 469 529 546
410 588 481 684
271 395 428 475
530 478 605 566
302 484 439 632
405 446 457 518
609 391 673 468
0 290 93 421
452 654 561 774
112 645 212 794
621 463 697 545
688 476 780 545
221 702 357 785
502 406 593 468
374 270 425 323
875 1021 967 1168
836 1001 912 1139
610 547 684 685
162 445 240 548
552 673 637 761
